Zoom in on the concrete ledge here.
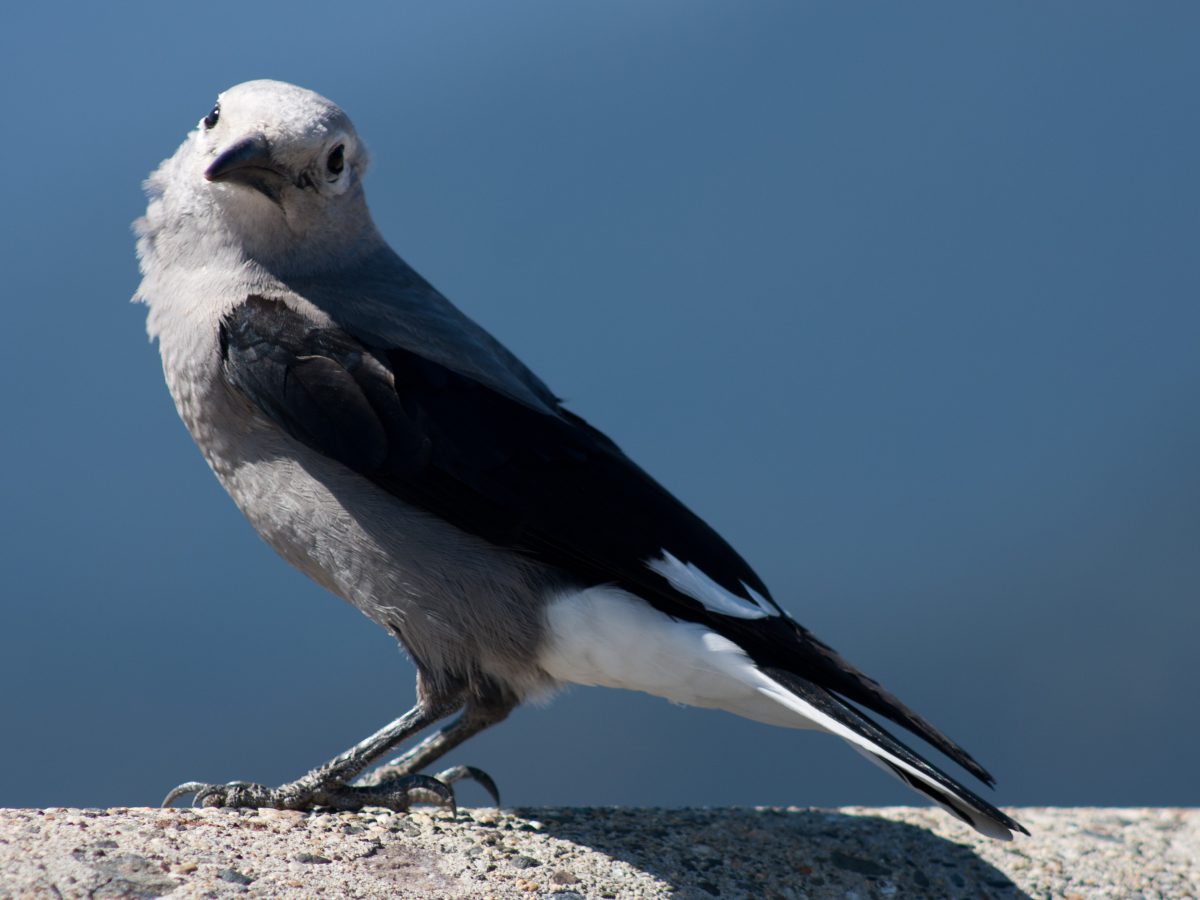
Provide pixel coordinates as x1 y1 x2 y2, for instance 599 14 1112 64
0 806 1194 898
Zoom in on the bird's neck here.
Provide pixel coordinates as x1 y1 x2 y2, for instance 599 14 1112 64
134 157 384 341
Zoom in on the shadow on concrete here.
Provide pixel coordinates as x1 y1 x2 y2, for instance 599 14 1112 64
512 806 1031 899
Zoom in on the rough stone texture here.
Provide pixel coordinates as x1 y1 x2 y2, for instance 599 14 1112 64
0 806 1194 898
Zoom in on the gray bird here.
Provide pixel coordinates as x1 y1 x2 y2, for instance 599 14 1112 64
135 79 1025 840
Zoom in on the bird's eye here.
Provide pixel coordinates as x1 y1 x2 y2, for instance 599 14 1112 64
203 103 220 130
326 144 345 176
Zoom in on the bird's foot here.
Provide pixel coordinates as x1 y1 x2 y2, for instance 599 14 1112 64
162 771 462 815
357 763 501 806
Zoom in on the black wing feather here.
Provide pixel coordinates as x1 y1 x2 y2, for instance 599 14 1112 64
220 294 998 788
221 299 391 470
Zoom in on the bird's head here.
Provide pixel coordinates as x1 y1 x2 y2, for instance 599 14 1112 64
200 80 367 204
146 80 380 274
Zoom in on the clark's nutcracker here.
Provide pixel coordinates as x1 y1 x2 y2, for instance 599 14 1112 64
135 80 1025 839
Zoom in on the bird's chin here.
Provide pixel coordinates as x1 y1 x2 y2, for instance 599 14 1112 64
210 168 287 205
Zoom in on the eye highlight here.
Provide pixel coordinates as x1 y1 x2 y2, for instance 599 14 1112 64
203 103 220 130
326 144 345 176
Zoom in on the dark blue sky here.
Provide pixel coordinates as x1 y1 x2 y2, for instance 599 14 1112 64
1 2 1197 812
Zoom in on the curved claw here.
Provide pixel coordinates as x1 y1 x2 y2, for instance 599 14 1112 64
162 780 267 809
434 765 501 807
162 782 208 808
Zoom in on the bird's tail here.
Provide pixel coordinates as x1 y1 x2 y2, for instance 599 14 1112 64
759 667 1028 840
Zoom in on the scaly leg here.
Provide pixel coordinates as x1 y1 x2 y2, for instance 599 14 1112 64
357 693 516 805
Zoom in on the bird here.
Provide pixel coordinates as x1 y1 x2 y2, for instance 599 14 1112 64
134 79 1026 840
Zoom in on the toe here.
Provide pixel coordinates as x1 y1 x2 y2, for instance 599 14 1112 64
362 774 458 816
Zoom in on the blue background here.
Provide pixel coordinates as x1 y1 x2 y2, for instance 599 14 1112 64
1 2 1197 812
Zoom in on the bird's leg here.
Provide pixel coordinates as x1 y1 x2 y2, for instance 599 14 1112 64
163 693 466 813
356 692 516 805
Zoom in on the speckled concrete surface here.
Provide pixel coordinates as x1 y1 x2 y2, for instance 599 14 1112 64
0 806 1194 899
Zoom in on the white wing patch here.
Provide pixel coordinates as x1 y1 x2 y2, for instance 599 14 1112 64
742 582 776 615
646 550 777 619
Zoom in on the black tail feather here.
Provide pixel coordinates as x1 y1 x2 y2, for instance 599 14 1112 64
782 622 997 787
763 667 1028 839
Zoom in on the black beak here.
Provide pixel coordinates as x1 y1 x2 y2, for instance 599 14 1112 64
205 135 285 201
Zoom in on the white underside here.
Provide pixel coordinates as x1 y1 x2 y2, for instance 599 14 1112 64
538 585 820 729
538 585 1013 840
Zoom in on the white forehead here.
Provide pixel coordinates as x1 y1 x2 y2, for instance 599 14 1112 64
212 79 354 140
